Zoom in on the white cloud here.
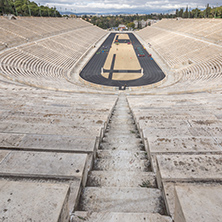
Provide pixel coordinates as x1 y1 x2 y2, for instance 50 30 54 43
39 0 220 13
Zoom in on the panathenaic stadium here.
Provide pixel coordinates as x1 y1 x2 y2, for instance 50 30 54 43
0 16 222 222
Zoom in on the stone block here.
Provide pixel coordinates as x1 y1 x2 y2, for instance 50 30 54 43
144 127 209 138
2 123 101 137
0 180 70 222
79 187 163 213
72 211 172 222
157 154 222 182
174 184 222 222
0 150 87 180
148 137 221 153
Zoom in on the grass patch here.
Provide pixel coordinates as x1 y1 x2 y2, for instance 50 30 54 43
139 180 151 188
77 216 86 221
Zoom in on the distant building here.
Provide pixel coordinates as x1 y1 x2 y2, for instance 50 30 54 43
118 24 128 31
140 20 147 28
134 19 158 29
111 27 119 31
147 19 158 26
134 20 139 28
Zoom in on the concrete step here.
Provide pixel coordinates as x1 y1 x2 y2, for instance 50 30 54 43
87 171 156 188
105 126 138 134
94 154 150 172
96 150 148 159
79 187 165 213
108 118 134 125
100 136 144 151
72 211 172 222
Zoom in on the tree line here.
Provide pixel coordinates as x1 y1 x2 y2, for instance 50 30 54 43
175 4 222 18
0 0 61 16
83 4 222 30
84 14 162 30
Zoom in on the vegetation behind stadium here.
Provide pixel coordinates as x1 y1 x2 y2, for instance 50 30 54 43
84 4 222 30
0 0 61 16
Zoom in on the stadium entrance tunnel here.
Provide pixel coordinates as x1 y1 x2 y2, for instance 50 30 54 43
79 33 165 88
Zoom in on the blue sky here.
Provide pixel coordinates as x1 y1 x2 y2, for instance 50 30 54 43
38 0 221 14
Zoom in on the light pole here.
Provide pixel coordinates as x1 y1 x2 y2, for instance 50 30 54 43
215 3 218 18
195 6 198 18
13 0 18 16
27 0 31 16
47 4 49 17
38 3 41 17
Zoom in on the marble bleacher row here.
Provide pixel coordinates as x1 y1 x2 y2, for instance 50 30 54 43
0 17 92 49
153 19 222 44
136 19 222 93
0 18 107 91
127 93 222 220
0 76 118 220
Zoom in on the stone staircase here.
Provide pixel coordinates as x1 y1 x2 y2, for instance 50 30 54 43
72 93 171 221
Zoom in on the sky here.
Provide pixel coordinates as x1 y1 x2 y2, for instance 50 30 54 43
38 0 221 14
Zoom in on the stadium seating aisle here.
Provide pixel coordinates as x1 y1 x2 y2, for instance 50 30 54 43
127 93 222 221
0 76 118 221
136 19 222 93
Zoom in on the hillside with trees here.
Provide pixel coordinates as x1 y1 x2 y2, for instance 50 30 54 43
83 4 222 30
0 0 61 16
84 14 162 30
176 4 222 18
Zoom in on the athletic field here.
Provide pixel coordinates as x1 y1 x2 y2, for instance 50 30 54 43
80 33 165 87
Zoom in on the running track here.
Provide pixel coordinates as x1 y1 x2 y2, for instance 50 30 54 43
80 33 165 87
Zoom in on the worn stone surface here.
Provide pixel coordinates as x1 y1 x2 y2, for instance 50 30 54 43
0 180 70 222
175 184 222 222
87 171 156 188
0 150 87 179
157 154 222 182
138 120 189 128
79 187 163 213
162 182 176 218
148 137 221 153
0 133 96 153
94 150 149 172
72 212 172 222
1 123 101 137
144 127 210 138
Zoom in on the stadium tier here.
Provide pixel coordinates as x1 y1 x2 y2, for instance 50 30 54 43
0 17 109 91
136 19 222 93
0 17 222 221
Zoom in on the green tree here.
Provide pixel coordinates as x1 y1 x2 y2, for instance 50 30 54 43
178 8 184 17
127 22 135 29
205 3 211 18
0 0 61 16
184 6 189 18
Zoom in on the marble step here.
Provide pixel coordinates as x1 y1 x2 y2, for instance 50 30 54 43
87 171 156 188
94 152 150 172
79 187 165 213
100 136 144 150
96 149 148 159
71 211 172 222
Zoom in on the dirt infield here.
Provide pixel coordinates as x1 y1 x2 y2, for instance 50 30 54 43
117 34 130 40
112 73 143 80
104 40 141 71
103 34 142 81
112 44 141 70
